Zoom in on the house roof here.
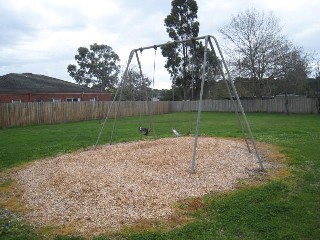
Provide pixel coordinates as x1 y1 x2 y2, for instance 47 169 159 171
0 73 102 94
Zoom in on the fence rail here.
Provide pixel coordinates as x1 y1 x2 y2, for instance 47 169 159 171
0 98 318 128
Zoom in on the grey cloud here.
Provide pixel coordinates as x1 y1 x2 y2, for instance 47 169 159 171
0 2 87 48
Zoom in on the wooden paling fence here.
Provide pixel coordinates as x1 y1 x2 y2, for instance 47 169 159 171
0 101 171 128
0 98 318 128
171 98 319 113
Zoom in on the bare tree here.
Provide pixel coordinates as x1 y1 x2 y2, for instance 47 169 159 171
308 57 320 113
219 9 306 98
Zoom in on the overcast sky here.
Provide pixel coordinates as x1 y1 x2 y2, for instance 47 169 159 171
1 0 319 89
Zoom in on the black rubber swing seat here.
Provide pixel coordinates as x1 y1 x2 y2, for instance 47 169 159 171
139 127 151 135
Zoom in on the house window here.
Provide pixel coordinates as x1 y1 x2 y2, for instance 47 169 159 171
66 98 80 102
12 99 21 103
49 98 61 102
89 98 96 102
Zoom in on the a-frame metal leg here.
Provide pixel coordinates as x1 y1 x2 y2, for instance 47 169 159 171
94 51 135 148
209 36 264 171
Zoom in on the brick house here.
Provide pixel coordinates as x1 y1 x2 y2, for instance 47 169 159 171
0 73 112 103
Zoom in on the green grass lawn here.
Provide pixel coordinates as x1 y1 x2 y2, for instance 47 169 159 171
0 112 319 239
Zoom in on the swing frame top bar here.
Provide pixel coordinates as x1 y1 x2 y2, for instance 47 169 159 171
131 35 217 53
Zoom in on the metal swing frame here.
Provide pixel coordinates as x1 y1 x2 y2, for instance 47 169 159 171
94 35 265 173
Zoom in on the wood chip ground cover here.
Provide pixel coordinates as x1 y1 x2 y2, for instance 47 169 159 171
13 137 261 235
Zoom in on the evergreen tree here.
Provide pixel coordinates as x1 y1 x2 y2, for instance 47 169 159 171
67 43 120 91
162 0 199 100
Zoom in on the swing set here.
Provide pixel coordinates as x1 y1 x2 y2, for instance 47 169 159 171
94 35 265 173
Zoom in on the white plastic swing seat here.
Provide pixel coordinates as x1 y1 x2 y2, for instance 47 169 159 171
172 128 182 137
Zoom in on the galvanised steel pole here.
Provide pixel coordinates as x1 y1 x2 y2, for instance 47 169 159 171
94 50 134 148
190 36 209 173
209 36 265 171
